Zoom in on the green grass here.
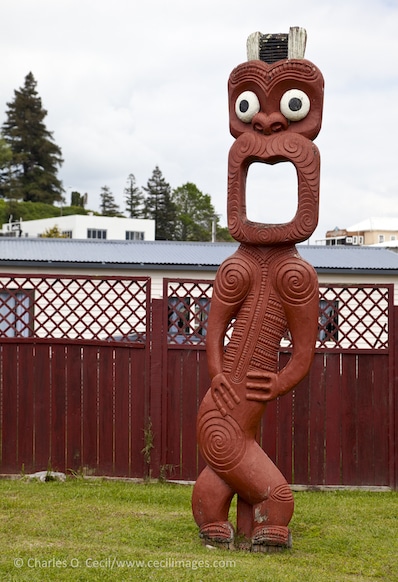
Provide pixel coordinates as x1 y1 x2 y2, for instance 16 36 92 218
0 478 397 581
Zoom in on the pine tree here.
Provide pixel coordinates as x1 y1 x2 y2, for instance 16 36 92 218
0 136 12 170
0 136 13 199
99 185 120 216
143 166 176 240
2 72 64 204
124 173 145 218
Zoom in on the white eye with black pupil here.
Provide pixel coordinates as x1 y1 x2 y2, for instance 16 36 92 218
235 91 260 123
280 89 310 121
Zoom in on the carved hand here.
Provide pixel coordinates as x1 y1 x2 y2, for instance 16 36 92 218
246 370 280 402
211 373 241 416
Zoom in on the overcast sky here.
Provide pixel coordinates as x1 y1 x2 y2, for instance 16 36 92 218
1 0 397 242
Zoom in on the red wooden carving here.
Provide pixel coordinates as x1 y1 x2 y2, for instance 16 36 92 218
192 32 324 551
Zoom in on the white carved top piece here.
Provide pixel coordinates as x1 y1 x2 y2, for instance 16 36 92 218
246 27 307 62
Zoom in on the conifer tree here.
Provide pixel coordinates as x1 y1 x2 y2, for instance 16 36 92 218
143 166 176 240
99 185 120 216
0 136 12 199
2 72 64 204
124 173 145 218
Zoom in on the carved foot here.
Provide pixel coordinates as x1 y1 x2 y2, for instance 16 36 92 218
251 525 292 553
199 521 235 550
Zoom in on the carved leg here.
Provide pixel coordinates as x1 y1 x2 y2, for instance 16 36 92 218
210 439 294 551
236 496 253 550
251 482 294 552
192 465 235 548
235 484 293 552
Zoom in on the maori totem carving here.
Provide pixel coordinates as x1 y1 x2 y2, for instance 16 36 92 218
192 28 324 551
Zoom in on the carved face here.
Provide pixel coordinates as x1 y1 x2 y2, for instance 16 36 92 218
227 59 324 244
229 59 324 140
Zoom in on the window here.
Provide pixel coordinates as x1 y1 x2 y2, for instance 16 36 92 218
378 234 385 243
0 289 33 337
87 229 107 240
62 230 73 238
125 231 145 241
318 299 339 343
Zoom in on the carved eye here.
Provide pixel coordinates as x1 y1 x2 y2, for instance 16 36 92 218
235 91 260 123
280 89 310 121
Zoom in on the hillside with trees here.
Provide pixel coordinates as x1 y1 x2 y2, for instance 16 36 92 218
0 199 89 229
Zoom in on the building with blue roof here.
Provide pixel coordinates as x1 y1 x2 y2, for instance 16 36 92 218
0 238 398 302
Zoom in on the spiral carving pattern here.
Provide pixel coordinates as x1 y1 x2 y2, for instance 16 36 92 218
274 259 317 305
213 258 251 304
198 410 246 472
294 197 318 239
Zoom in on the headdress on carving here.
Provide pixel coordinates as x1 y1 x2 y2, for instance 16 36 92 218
227 27 324 245
246 27 307 63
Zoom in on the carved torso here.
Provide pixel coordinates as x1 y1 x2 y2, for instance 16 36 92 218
222 244 289 380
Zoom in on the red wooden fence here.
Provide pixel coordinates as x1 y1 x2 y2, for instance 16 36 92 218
154 279 396 488
0 343 147 477
0 273 395 488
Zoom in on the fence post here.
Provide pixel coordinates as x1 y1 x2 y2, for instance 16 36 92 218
393 305 398 489
148 298 165 479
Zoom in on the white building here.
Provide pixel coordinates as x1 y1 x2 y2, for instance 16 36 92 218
317 217 398 247
1 214 156 241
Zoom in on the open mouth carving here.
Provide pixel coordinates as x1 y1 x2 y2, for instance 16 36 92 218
245 159 297 225
227 131 320 245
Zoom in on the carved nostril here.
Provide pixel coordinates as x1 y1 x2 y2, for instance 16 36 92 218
253 122 266 134
271 122 284 133
252 112 287 135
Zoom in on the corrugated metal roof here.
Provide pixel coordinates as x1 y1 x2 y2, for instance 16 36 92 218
0 238 398 272
0 238 238 268
301 244 398 271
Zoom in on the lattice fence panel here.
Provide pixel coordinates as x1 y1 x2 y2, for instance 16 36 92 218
316 285 391 350
165 279 214 346
165 280 392 351
0 274 150 342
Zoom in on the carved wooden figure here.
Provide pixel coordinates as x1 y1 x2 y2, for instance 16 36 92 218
192 28 324 551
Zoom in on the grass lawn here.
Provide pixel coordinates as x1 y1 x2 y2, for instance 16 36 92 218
0 478 397 581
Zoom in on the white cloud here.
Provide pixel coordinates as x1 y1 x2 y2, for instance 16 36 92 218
1 0 397 239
